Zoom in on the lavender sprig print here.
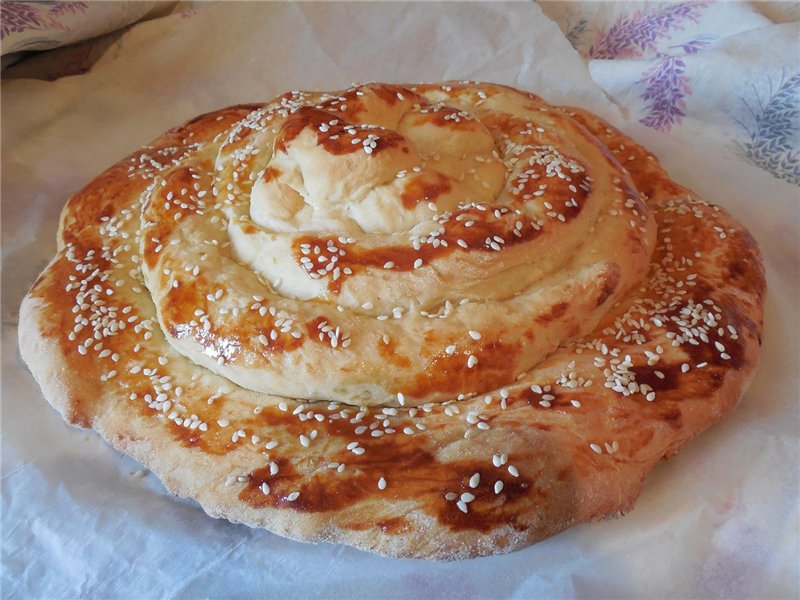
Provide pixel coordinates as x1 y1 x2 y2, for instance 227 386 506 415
1 3 54 39
735 72 800 186
672 36 714 55
565 18 588 52
635 37 713 132
1 2 88 40
637 56 690 132
47 2 89 18
589 1 710 59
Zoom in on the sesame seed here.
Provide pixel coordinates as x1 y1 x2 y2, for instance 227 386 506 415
468 330 481 340
507 465 519 477
469 473 480 488
467 355 478 368
378 477 387 490
286 491 300 502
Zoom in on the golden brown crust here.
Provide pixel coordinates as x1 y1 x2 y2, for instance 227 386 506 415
18 82 764 560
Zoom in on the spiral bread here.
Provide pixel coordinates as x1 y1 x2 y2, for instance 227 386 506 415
19 82 765 559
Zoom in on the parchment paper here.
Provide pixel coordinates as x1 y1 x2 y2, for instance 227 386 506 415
2 2 798 597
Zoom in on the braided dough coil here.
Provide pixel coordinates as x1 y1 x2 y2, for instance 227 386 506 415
20 82 765 559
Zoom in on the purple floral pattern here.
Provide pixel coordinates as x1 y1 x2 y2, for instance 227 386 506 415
636 37 714 132
581 2 714 133
637 56 690 132
588 1 710 59
673 36 714 55
1 2 88 40
46 1 88 18
545 2 797 185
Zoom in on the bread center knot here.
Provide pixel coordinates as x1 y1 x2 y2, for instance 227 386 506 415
249 83 504 235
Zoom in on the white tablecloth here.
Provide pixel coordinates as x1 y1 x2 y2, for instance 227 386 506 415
2 2 798 597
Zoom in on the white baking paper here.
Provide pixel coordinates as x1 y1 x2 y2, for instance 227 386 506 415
2 2 798 597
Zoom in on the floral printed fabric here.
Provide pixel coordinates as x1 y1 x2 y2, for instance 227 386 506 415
1 1 88 42
540 1 800 186
1 1 170 55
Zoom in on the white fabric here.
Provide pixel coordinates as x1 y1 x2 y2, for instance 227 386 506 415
2 2 797 597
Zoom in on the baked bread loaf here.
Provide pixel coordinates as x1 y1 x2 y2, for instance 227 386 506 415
19 82 765 559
